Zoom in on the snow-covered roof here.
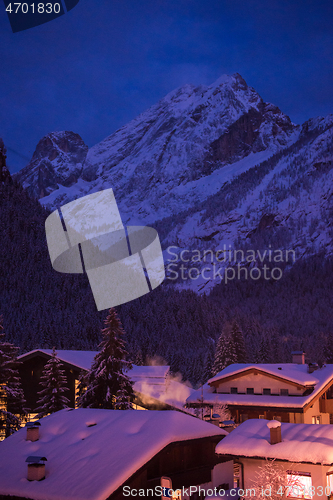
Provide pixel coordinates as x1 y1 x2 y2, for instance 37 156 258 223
0 409 226 500
187 363 333 410
18 349 99 372
18 350 170 379
18 350 192 411
216 419 333 465
208 363 322 387
130 365 170 381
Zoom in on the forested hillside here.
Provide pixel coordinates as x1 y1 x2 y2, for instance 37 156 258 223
2 167 333 386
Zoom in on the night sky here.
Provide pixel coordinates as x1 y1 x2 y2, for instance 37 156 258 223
1 0 333 172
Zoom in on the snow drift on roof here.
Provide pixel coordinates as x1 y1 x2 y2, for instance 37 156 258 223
18 349 99 372
130 365 170 380
216 419 333 464
208 363 322 387
187 363 333 409
0 408 226 500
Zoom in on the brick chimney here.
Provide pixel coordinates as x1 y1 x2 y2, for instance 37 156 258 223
26 422 41 442
26 457 47 481
292 351 305 364
267 420 282 444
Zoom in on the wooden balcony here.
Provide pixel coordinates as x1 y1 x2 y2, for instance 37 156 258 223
319 398 333 413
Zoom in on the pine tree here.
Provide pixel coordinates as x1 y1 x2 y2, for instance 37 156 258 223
36 347 70 418
258 334 271 363
212 323 237 376
78 309 134 409
230 320 247 363
202 344 215 383
325 331 333 363
0 316 26 437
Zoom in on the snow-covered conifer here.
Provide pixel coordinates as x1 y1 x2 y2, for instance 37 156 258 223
78 309 134 409
36 347 69 418
230 320 247 363
0 316 26 437
212 323 237 376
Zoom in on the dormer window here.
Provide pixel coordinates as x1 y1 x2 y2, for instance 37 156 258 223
246 388 254 395
263 388 271 395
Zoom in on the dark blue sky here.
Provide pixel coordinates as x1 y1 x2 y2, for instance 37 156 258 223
1 0 333 172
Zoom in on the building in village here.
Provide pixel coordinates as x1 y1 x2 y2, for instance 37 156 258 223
215 418 333 500
0 408 228 500
17 349 194 417
186 352 333 424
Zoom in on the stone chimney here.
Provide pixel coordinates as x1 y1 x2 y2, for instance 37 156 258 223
267 420 282 444
26 457 47 481
292 351 305 364
26 421 41 442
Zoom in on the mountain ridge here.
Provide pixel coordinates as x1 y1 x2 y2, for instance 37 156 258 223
14 74 333 293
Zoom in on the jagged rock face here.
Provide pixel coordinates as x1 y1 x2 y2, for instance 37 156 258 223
15 131 88 199
15 73 298 219
13 74 333 293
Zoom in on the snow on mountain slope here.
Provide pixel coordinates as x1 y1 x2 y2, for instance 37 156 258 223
14 75 333 294
158 116 333 292
15 73 298 225
16 131 88 199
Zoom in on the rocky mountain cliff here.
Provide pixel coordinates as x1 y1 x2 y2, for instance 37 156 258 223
16 74 298 216
16 131 88 199
15 74 333 292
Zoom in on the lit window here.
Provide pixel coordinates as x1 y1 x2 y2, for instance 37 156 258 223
287 472 312 499
326 473 333 497
246 388 254 395
75 379 80 409
233 463 241 488
280 389 289 396
312 416 321 424
263 388 271 395
259 415 265 419
230 387 238 394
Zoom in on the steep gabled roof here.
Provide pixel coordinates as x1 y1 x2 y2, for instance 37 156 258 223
216 419 333 465
208 363 320 387
0 409 226 500
187 363 333 410
18 349 98 372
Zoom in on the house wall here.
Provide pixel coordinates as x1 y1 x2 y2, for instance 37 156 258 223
239 458 333 500
214 372 303 396
303 399 330 424
111 436 228 500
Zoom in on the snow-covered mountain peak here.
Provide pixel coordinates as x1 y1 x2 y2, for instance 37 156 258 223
13 74 333 293
16 131 88 199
